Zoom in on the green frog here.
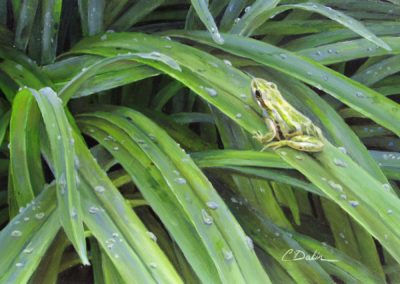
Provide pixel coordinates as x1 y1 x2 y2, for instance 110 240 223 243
251 78 324 152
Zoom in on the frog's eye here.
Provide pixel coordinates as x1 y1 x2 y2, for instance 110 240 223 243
254 89 262 98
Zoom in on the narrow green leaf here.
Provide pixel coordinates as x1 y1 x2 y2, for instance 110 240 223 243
268 3 391 50
110 0 163 31
19 87 88 264
14 0 39 50
229 0 280 36
189 0 224 44
40 0 62 64
298 37 400 65
0 184 58 281
219 0 248 32
9 92 41 206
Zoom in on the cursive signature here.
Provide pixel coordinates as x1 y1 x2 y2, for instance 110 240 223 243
282 249 339 262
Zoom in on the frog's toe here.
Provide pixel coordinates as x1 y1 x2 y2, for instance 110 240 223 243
252 131 264 141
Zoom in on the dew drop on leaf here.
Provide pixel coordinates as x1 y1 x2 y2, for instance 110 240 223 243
349 200 359 208
175 177 187 185
201 209 213 225
223 249 233 261
333 158 347 168
223 59 232 66
11 230 22 237
147 231 157 242
206 201 219 210
95 185 105 193
23 247 34 254
245 236 254 250
35 212 45 220
382 183 391 191
328 180 343 192
204 87 218 97
89 206 100 214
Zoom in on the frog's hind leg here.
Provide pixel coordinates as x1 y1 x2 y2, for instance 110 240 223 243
263 135 324 152
262 140 290 151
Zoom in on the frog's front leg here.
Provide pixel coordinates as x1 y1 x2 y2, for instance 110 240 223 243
253 118 277 144
265 135 324 152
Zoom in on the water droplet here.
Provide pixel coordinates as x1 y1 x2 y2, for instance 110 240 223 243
328 49 333 54
382 183 391 191
16 64 23 71
164 36 172 41
201 209 213 225
23 247 34 254
24 217 30 222
149 262 157 269
339 232 345 239
175 177 187 185
245 236 254 249
147 231 157 242
11 230 22 237
15 262 24 268
387 209 393 215
204 87 218 97
100 34 107 41
279 54 287 60
164 45 172 49
328 180 343 192
113 146 119 151
340 194 347 200
71 208 78 219
206 201 219 210
244 6 251 13
89 206 100 214
333 158 347 168
223 249 233 261
35 212 45 220
235 113 242 119
295 155 304 160
240 94 247 100
223 59 232 66
349 200 359 207
95 185 105 193
322 74 329 81
280 151 287 156
338 147 347 154
234 18 241 24
356 91 365 98
70 138 75 145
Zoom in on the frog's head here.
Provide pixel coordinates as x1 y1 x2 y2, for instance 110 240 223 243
251 78 280 111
